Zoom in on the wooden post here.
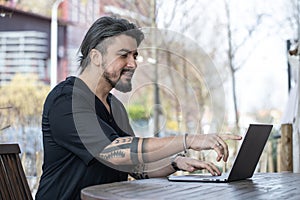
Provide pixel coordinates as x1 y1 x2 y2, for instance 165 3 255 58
277 137 281 171
259 151 267 172
278 123 293 172
267 141 274 172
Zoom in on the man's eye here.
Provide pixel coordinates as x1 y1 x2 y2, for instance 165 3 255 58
120 54 128 58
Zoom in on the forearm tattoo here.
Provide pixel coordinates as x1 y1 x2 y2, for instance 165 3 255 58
141 138 149 163
99 137 132 162
99 144 128 160
130 137 139 165
99 137 150 178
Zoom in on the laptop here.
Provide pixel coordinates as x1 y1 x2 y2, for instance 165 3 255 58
168 124 273 183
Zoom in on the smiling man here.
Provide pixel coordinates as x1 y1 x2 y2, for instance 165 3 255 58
95 35 139 92
35 16 241 200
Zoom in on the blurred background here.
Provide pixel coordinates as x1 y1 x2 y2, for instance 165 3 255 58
0 0 299 195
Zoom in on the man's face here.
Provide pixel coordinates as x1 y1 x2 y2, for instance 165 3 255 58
101 34 138 93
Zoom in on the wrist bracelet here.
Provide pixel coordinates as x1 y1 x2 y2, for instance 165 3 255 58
171 160 180 171
171 153 186 171
183 133 188 154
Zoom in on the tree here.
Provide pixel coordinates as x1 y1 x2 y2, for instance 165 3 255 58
0 74 49 130
223 0 268 133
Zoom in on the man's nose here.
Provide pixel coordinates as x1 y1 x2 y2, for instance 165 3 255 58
127 55 137 68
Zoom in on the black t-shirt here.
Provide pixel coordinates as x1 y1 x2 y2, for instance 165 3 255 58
35 76 134 200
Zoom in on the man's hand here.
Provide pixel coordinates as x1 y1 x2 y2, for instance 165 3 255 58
187 134 242 162
174 156 221 176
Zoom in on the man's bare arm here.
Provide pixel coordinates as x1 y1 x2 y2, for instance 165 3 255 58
98 134 242 178
99 136 185 166
99 136 182 179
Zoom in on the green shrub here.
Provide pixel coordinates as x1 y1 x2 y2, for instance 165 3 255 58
127 104 149 121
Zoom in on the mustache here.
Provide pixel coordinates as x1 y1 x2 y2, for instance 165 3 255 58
121 68 135 74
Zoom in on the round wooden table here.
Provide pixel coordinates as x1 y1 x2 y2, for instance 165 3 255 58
81 173 300 200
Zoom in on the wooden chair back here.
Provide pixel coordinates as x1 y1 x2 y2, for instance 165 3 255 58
0 144 33 200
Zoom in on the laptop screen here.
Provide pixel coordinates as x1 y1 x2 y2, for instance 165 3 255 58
227 124 273 181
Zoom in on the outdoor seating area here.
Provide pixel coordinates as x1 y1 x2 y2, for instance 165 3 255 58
0 0 300 199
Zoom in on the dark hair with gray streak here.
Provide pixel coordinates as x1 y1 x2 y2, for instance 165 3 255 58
78 16 144 74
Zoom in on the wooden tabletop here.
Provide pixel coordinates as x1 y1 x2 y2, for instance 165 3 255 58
81 173 300 200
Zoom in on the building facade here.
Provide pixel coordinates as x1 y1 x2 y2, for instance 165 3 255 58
0 0 150 86
0 4 68 85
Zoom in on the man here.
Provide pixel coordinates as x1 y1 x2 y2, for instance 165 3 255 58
36 16 241 200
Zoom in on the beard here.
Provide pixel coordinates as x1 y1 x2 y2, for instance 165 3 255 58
103 70 133 93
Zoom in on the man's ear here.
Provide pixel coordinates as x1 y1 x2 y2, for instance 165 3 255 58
89 49 102 66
